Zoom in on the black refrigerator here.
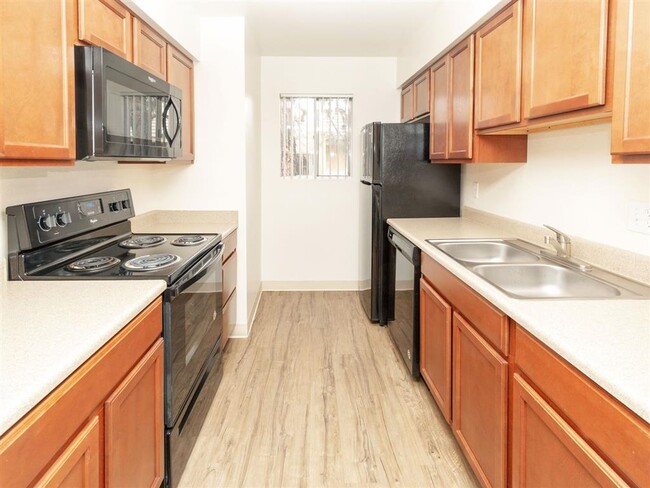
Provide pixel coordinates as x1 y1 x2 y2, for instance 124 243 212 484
359 122 460 324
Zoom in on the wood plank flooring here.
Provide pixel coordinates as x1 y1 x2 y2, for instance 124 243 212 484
179 291 478 488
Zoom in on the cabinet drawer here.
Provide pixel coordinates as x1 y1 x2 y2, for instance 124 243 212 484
223 232 237 263
223 250 237 306
422 253 508 355
515 325 650 487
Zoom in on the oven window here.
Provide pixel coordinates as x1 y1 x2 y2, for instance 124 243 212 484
169 259 222 422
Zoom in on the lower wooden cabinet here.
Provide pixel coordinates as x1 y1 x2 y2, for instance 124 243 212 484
34 415 101 488
419 277 453 422
452 312 508 488
0 298 163 488
105 339 164 488
511 373 627 488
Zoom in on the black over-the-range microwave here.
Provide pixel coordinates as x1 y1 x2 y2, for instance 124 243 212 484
75 46 183 161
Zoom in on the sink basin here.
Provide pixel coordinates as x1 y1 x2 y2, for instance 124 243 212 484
433 241 539 264
473 263 622 299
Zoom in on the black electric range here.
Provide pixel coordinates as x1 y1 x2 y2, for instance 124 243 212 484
6 189 224 488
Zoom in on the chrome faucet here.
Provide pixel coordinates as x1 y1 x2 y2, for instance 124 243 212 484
543 224 572 258
541 224 592 271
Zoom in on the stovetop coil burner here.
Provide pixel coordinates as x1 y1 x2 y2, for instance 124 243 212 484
66 256 121 273
119 235 167 249
172 235 208 246
122 254 181 271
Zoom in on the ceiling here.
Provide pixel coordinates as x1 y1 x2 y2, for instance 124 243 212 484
187 0 443 56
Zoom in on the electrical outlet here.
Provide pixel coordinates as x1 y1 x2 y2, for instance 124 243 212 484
473 181 479 199
627 202 650 234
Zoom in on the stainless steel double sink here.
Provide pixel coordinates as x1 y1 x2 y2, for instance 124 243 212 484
426 239 649 300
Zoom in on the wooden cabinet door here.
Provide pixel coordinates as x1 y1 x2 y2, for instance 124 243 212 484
78 0 132 60
453 312 507 488
429 59 449 160
133 18 167 80
167 46 195 161
448 36 474 160
611 0 650 157
475 1 522 129
419 278 453 423
523 0 608 120
223 292 237 348
34 415 101 488
511 374 628 488
400 84 414 122
0 0 76 162
105 339 164 488
413 72 430 118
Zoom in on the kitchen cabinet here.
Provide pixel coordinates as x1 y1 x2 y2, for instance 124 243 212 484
0 0 76 165
514 324 650 488
222 231 237 347
522 0 611 122
419 277 452 422
429 35 527 163
421 253 509 487
511 373 627 488
105 339 164 488
429 58 449 159
167 45 195 162
133 17 167 79
413 72 430 119
0 298 163 487
34 415 101 488
453 312 508 488
611 0 650 163
474 1 522 130
400 84 414 122
78 0 133 61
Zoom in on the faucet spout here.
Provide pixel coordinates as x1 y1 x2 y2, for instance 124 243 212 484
543 224 571 258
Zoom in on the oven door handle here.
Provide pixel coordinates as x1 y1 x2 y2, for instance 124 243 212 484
168 244 223 299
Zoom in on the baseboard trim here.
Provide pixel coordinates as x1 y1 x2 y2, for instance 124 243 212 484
262 280 365 291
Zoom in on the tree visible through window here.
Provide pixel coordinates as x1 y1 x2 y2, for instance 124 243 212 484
280 95 352 178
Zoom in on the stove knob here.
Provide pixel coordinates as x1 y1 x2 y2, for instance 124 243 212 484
38 215 56 232
56 211 72 227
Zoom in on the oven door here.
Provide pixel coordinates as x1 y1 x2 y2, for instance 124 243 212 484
163 243 223 427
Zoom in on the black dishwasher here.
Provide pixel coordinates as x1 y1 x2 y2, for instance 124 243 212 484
386 227 421 377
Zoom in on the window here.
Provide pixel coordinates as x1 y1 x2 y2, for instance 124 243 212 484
280 95 352 178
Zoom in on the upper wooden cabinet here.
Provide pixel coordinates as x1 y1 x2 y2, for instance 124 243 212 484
78 0 133 60
611 0 650 162
167 46 195 162
447 37 474 160
133 18 167 79
400 84 414 122
475 1 522 129
0 0 76 164
522 0 609 120
413 72 430 119
429 58 449 159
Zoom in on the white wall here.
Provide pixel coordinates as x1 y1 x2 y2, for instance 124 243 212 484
396 0 501 85
260 57 399 287
0 16 253 330
462 124 650 255
244 25 262 331
398 0 650 256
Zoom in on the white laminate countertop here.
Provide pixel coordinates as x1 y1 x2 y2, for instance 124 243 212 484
130 210 238 238
387 217 650 423
0 280 166 436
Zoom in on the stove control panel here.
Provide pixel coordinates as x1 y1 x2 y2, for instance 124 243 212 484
6 189 135 252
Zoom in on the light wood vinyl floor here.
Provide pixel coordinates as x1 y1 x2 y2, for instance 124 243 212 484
179 291 478 488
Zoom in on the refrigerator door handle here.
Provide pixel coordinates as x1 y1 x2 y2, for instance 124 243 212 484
360 180 372 186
